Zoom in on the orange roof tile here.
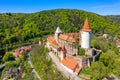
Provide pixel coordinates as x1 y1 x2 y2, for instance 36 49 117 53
102 77 109 80
59 34 68 41
47 36 59 48
47 36 54 43
82 18 91 32
52 39 57 45
61 57 78 70
59 33 80 43
67 36 75 42
13 52 20 57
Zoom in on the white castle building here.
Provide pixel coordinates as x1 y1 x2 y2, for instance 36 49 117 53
47 18 100 74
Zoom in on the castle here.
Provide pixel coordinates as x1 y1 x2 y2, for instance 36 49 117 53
47 18 100 74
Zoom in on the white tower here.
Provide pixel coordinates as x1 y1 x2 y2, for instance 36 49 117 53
55 26 62 43
81 18 92 49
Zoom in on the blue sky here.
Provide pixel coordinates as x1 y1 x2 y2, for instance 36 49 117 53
0 0 120 15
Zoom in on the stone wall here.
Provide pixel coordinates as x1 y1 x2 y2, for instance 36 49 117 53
92 51 101 62
85 48 95 56
78 49 101 68
58 38 78 55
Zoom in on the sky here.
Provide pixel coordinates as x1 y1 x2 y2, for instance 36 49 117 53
0 0 120 15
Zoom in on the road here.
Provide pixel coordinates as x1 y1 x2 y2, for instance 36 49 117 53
27 53 41 80
48 51 84 80
0 62 9 69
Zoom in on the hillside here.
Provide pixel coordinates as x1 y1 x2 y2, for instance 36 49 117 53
105 15 120 25
0 9 120 56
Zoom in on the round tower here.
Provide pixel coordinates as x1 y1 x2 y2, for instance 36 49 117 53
81 18 92 49
55 26 62 43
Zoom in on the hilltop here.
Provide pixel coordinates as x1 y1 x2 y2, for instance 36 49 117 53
0 9 120 57
0 9 120 80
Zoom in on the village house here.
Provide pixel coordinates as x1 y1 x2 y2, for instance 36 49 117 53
116 39 120 52
13 45 33 59
116 39 120 48
47 18 100 75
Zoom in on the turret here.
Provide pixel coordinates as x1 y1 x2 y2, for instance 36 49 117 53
55 26 62 43
81 18 92 49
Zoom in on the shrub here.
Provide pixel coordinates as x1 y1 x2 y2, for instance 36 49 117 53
2 52 15 62
30 45 67 80
78 48 85 55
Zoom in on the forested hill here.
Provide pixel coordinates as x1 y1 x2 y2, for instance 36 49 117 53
105 15 120 25
0 9 120 50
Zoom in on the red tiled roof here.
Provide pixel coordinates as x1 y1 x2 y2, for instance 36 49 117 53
59 33 80 43
61 57 78 70
48 36 59 48
82 18 91 32
102 77 109 80
59 34 68 41
67 36 75 42
116 40 120 44
13 52 20 57
48 36 54 43
20 46 32 51
52 39 57 45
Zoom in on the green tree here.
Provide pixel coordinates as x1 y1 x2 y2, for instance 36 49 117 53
91 39 100 49
78 48 85 55
90 62 108 80
2 52 15 62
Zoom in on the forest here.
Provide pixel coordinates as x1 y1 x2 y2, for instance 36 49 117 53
0 9 120 80
0 9 120 61
105 15 120 25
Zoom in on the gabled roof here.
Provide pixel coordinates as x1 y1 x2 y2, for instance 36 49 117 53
82 18 91 32
59 33 80 43
13 52 21 57
61 57 78 70
47 36 59 48
59 34 68 40
55 26 62 33
52 39 57 45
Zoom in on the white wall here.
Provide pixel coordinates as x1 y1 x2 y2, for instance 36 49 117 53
81 31 92 49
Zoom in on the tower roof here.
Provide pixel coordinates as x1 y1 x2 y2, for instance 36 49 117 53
55 26 62 33
82 18 91 32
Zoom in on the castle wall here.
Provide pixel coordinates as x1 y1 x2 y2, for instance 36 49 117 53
61 63 74 73
78 58 89 68
77 50 101 68
58 38 78 55
93 51 100 61
47 41 58 54
85 48 95 56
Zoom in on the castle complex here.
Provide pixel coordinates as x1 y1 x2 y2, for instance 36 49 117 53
47 18 100 74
